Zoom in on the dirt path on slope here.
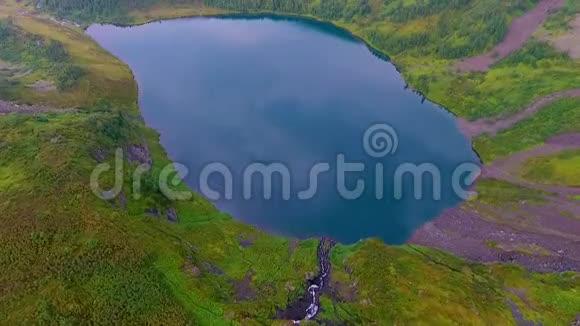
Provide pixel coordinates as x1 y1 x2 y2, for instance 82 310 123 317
410 133 580 272
482 133 580 197
0 99 76 114
456 0 565 72
457 88 580 139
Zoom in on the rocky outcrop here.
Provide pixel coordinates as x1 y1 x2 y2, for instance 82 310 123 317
233 269 257 301
570 314 580 326
165 207 179 223
126 143 152 166
145 206 159 218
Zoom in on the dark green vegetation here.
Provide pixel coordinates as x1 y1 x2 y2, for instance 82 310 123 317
41 0 149 22
494 39 570 68
1 0 579 324
44 0 534 60
199 0 530 59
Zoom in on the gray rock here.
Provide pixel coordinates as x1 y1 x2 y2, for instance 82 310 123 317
166 207 178 223
571 314 580 326
145 207 159 218
203 262 223 275
238 236 254 248
90 148 107 162
50 134 63 144
118 192 127 208
182 263 201 277
126 144 152 165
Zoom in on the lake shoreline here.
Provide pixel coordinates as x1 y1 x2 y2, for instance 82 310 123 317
87 16 479 244
85 7 577 273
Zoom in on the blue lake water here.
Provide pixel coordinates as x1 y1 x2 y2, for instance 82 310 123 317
87 16 479 244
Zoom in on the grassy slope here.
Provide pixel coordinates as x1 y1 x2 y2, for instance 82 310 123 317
326 241 580 325
474 97 580 162
520 149 580 186
469 0 580 183
0 110 321 324
0 0 579 324
1 3 320 324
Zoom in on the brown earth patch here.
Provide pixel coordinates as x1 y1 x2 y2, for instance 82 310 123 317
288 238 299 256
232 269 257 302
550 15 580 59
457 0 565 72
0 61 18 75
27 80 56 92
326 279 358 303
0 60 18 70
182 262 201 277
0 60 30 78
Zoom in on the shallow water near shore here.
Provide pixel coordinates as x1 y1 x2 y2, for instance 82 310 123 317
87 16 479 244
